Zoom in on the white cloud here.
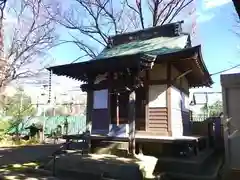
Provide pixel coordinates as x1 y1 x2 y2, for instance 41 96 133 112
203 0 231 9
197 12 215 23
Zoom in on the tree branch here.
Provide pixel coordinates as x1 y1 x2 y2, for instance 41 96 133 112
167 0 194 23
125 0 144 29
0 0 58 90
46 0 194 62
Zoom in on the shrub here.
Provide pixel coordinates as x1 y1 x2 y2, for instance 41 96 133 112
0 119 10 134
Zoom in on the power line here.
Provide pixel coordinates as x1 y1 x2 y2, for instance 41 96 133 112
210 64 240 76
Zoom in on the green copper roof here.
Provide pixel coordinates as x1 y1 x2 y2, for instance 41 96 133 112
96 35 189 60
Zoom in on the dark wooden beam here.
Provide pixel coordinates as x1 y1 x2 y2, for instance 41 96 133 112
111 21 183 46
149 79 168 85
82 79 170 92
81 73 145 92
173 69 192 81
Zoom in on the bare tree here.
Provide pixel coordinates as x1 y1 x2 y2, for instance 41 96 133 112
48 0 194 60
0 0 7 21
0 0 7 57
0 0 58 91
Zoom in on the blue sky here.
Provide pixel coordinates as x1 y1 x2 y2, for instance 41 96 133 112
49 0 239 93
196 0 239 92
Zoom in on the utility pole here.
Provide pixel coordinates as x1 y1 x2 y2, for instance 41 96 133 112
41 85 48 143
205 92 209 118
20 90 23 112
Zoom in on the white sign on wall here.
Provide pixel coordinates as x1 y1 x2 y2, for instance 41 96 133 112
93 89 108 109
148 85 167 107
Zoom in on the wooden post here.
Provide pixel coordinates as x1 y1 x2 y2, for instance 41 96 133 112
116 93 120 125
128 90 136 155
108 73 113 125
167 62 172 136
145 70 149 132
86 78 94 131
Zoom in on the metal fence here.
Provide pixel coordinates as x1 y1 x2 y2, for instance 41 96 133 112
44 116 86 135
191 115 208 122
8 115 86 135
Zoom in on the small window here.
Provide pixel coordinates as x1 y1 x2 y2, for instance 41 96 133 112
93 89 108 109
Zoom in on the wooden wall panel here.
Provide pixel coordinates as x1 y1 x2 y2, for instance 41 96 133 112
149 64 167 80
181 76 189 91
171 65 181 86
148 107 168 134
181 110 190 135
148 85 167 107
136 118 145 131
92 109 110 133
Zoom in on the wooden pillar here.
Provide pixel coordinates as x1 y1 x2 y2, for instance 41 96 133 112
128 90 136 155
86 78 94 131
116 93 120 125
108 73 113 125
167 63 172 136
145 70 149 132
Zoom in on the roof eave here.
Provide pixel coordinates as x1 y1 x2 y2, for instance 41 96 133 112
197 45 214 86
233 0 240 18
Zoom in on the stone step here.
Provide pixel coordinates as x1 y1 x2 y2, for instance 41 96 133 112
155 149 214 174
91 141 129 156
45 153 143 180
167 153 223 180
93 141 129 149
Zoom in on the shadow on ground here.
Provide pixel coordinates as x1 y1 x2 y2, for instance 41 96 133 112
0 143 168 180
0 144 62 166
0 144 62 180
0 164 59 180
44 151 167 180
